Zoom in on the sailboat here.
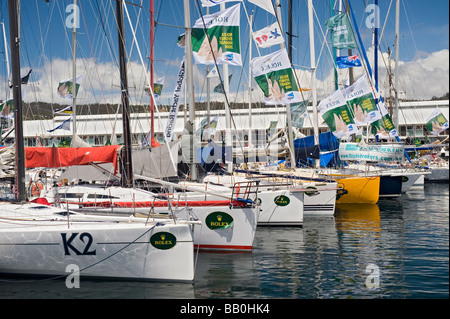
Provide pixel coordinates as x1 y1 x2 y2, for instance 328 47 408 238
0 0 196 282
30 0 260 252
182 1 339 219
235 0 380 206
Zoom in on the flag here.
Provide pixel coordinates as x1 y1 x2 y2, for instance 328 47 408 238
425 107 449 135
164 60 186 142
200 0 242 6
146 76 165 98
207 65 219 78
0 99 15 119
58 138 72 148
177 33 185 47
197 115 219 137
248 0 276 16
325 13 357 49
213 74 233 94
191 3 242 66
251 48 303 105
53 105 73 115
290 100 309 129
318 89 357 139
336 55 362 69
47 117 71 133
343 74 382 125
9 69 32 88
370 100 399 138
57 75 83 100
253 22 284 48
142 133 161 148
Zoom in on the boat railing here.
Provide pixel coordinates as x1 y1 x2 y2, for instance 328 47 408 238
230 181 259 208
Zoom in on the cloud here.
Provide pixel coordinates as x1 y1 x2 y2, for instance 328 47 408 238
3 49 448 107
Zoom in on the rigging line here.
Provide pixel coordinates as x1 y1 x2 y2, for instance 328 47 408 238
122 1 178 172
78 0 116 131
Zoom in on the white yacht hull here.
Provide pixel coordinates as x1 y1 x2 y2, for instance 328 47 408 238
0 202 195 282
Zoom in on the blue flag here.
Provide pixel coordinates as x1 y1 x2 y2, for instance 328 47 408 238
336 55 362 69
48 117 71 133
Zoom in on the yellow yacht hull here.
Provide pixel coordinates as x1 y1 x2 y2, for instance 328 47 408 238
333 175 380 204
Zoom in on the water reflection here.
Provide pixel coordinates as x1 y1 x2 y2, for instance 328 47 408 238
0 277 195 299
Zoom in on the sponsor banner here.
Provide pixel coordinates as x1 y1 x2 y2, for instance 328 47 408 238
339 143 405 162
164 60 186 142
251 48 303 105
370 100 399 138
192 4 242 66
343 74 382 125
253 22 284 48
318 89 357 139
426 107 449 135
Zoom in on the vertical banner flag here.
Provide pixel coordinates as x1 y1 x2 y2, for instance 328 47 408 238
57 75 83 100
318 89 357 139
370 100 398 138
325 13 357 49
343 74 381 125
426 107 449 135
248 0 276 16
253 22 285 48
200 0 242 6
336 55 362 69
164 60 186 142
191 3 242 66
251 48 303 105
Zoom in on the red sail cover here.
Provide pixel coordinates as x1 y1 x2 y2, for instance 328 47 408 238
25 145 120 173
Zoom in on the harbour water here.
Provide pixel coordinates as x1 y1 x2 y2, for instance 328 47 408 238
0 183 448 300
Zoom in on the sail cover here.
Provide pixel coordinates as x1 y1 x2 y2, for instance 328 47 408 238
25 145 120 173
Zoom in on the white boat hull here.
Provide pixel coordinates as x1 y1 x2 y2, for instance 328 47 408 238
424 166 449 181
45 184 259 252
0 203 195 282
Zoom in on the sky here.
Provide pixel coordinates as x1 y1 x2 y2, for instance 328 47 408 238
0 0 448 107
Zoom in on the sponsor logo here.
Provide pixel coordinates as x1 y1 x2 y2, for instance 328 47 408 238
305 186 319 197
205 212 234 230
224 53 234 61
150 232 177 250
274 195 290 207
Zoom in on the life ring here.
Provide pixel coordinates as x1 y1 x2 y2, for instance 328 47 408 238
31 181 44 197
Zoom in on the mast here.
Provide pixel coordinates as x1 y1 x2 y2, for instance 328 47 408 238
150 0 154 138
220 3 232 174
248 14 253 148
308 0 319 168
275 0 296 168
345 0 354 85
1 22 10 92
330 0 338 90
72 0 77 140
206 7 211 135
183 0 197 181
374 0 379 89
287 0 292 62
8 0 26 201
393 0 400 129
115 0 133 188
